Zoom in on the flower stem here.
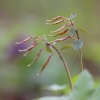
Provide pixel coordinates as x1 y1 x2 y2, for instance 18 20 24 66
51 45 73 90
79 49 83 72
75 29 83 72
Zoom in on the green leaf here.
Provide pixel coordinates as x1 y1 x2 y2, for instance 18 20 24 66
78 28 88 34
45 84 67 91
72 75 78 84
69 70 94 100
72 39 83 50
69 13 77 20
46 45 53 53
88 85 100 100
37 96 68 100
60 44 72 51
74 70 93 92
69 26 76 36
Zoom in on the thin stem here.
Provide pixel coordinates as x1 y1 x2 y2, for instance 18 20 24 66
70 36 78 40
49 36 77 44
51 45 73 90
75 29 79 39
79 49 83 72
75 29 83 72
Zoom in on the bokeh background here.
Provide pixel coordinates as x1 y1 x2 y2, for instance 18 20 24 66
0 0 100 100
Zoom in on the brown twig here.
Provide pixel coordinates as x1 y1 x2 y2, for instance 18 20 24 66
51 44 73 90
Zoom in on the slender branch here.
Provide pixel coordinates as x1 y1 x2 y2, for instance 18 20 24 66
51 44 73 90
70 36 78 40
75 29 83 72
75 29 79 39
70 20 79 39
79 49 83 72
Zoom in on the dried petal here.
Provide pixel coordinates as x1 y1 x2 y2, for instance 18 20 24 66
37 54 53 76
16 36 33 44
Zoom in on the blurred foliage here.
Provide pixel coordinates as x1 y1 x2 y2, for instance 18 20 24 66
37 70 100 100
0 0 100 100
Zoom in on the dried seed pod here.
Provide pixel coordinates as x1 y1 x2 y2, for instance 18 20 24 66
51 24 71 33
23 50 30 56
37 54 53 76
27 48 44 67
51 24 68 33
54 36 72 42
46 20 66 25
19 43 37 52
46 16 63 22
32 40 36 45
49 29 69 37
16 36 33 44
52 20 67 25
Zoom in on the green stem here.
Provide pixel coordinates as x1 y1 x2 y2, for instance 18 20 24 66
79 49 83 72
51 45 73 90
74 27 83 72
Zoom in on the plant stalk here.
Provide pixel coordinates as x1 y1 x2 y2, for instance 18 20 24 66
51 45 73 90
79 49 83 72
75 29 83 72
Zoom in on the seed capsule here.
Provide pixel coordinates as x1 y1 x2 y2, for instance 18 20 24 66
46 16 63 22
49 29 69 37
16 36 33 44
37 54 53 75
27 48 44 67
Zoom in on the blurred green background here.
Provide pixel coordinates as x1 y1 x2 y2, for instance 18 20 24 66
0 0 100 100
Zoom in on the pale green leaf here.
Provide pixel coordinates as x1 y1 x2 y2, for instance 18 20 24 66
69 26 76 36
45 84 67 91
69 70 94 100
37 96 68 100
60 44 72 51
87 85 100 100
72 39 83 50
69 13 77 20
46 45 53 53
72 75 78 84
78 28 88 34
